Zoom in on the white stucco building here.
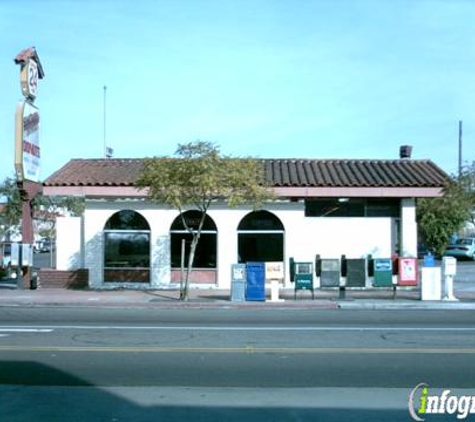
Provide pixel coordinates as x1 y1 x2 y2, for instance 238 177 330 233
43 155 447 290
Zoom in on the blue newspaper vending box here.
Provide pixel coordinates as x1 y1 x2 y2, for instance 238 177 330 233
245 262 265 301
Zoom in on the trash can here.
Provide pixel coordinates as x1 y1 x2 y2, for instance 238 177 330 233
230 264 246 302
246 262 265 301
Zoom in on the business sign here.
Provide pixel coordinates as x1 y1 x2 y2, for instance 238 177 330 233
20 58 39 100
15 101 40 183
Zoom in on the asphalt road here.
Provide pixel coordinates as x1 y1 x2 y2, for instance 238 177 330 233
1 307 475 421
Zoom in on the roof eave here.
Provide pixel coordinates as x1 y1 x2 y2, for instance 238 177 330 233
271 186 444 198
43 185 444 199
43 185 148 198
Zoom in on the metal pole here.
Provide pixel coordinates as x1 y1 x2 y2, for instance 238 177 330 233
19 181 41 289
103 85 107 158
458 120 463 177
180 239 185 299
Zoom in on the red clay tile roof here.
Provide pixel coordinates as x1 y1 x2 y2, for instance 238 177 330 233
262 159 448 187
45 159 144 187
44 158 448 188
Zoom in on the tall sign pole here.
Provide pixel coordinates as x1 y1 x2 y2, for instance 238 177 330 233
14 47 45 289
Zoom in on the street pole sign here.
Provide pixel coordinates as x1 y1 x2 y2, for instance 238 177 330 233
13 47 45 289
14 47 44 183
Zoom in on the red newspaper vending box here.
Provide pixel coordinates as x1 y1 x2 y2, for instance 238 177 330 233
398 257 418 286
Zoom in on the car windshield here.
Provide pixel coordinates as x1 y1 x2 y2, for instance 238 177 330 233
456 238 474 246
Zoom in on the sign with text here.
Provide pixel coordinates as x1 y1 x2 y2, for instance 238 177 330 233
20 59 39 100
15 101 40 182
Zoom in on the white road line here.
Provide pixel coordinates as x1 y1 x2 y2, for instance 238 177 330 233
0 325 474 332
0 328 53 333
0 345 475 354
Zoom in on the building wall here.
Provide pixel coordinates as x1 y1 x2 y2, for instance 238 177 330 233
400 198 417 258
56 216 82 270
56 199 414 289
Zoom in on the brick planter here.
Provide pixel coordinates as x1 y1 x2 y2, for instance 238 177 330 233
37 269 89 289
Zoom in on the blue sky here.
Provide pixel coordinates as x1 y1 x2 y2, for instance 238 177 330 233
1 0 474 183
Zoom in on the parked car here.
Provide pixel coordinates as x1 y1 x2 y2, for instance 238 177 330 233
443 238 475 261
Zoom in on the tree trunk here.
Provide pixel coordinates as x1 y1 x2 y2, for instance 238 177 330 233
182 233 200 301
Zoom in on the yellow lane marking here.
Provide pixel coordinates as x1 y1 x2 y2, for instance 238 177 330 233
0 346 475 354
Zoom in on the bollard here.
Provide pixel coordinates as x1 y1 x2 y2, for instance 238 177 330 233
443 274 458 301
339 286 346 300
269 279 284 302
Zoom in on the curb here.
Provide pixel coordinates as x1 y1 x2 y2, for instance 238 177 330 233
337 300 475 310
0 288 474 311
0 299 340 310
1 298 475 310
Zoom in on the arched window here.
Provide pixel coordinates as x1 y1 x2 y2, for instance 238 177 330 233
238 210 284 231
238 210 284 263
170 210 217 269
103 210 151 283
105 210 150 230
170 210 217 232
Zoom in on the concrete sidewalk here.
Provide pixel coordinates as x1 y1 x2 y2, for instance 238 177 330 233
1 286 475 310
